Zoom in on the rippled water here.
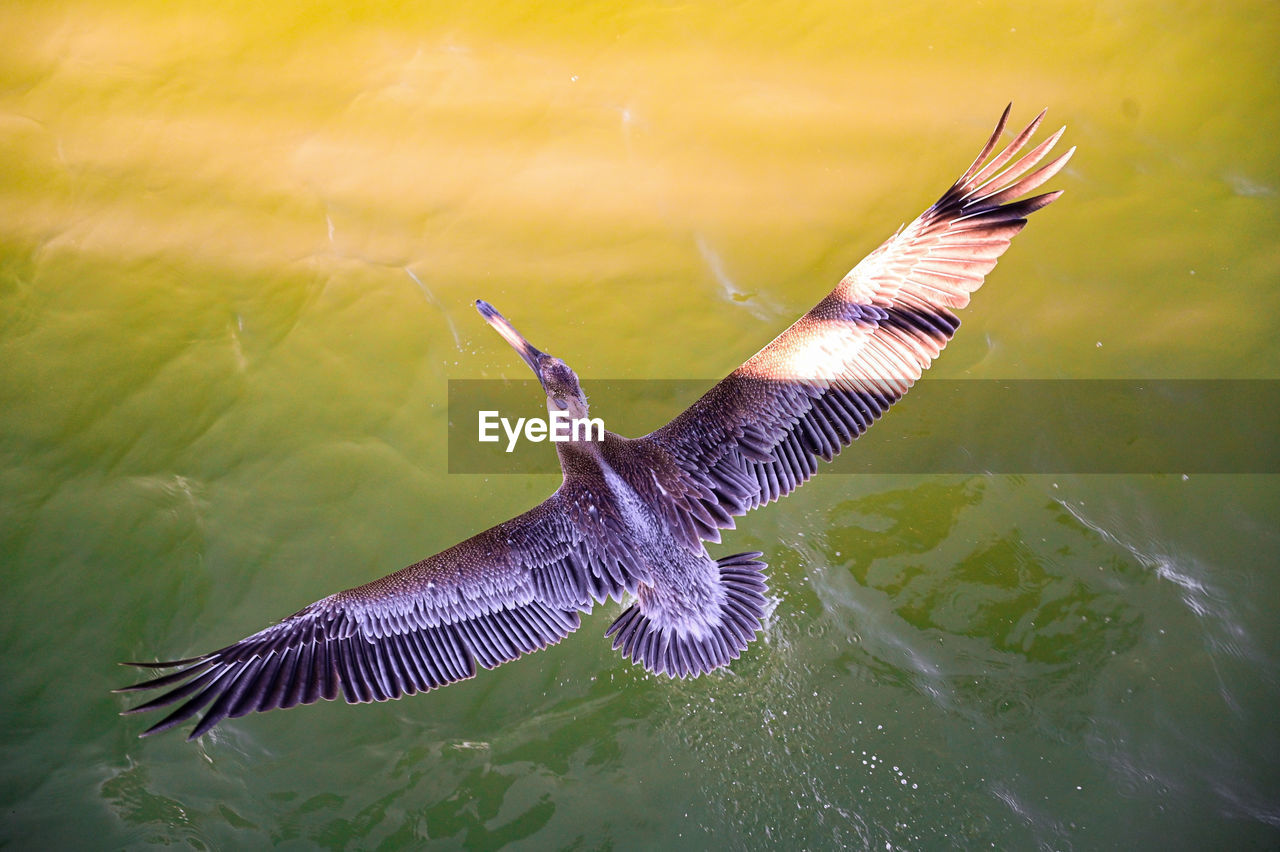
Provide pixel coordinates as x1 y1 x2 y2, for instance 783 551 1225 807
2 1 1278 848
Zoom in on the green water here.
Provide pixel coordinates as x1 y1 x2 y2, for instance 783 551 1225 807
3 0 1279 848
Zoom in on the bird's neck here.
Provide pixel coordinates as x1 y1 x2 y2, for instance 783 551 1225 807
555 427 612 478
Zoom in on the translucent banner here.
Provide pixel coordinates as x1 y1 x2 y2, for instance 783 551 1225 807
446 380 1280 475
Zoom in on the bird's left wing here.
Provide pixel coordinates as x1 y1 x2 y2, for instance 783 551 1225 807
641 106 1073 539
117 491 633 739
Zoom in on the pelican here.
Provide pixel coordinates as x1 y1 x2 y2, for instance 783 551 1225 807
118 106 1073 738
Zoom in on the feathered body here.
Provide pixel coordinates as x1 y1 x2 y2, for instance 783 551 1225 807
119 106 1073 738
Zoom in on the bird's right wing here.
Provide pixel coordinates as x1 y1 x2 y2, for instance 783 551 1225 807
642 106 1073 538
116 489 649 739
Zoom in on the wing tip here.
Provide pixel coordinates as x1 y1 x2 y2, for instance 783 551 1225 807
120 655 211 669
1027 188 1065 212
956 103 1014 186
138 714 191 738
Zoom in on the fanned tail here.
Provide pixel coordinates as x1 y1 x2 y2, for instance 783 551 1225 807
605 552 768 677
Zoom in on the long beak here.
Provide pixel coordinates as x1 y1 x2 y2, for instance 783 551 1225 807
475 300 545 376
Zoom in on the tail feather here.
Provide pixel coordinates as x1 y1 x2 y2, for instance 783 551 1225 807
605 552 768 677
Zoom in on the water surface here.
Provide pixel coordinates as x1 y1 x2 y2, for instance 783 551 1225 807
2 0 1278 848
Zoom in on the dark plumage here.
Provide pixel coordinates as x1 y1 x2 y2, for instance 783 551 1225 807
118 106 1073 738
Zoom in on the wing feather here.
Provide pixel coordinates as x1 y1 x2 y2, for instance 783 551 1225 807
645 106 1072 526
116 488 644 739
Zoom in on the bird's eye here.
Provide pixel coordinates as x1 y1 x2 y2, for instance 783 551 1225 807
553 398 569 410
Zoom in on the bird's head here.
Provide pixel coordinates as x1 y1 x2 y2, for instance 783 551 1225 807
475 300 590 421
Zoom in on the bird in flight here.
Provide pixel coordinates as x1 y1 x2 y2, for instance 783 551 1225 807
118 106 1073 739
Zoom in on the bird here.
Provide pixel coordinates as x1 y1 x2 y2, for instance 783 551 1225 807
117 105 1073 739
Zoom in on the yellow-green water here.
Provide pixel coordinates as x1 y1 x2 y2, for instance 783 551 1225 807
2 0 1278 848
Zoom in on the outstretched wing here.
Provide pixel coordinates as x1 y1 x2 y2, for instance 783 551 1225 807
643 106 1073 532
117 488 648 739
